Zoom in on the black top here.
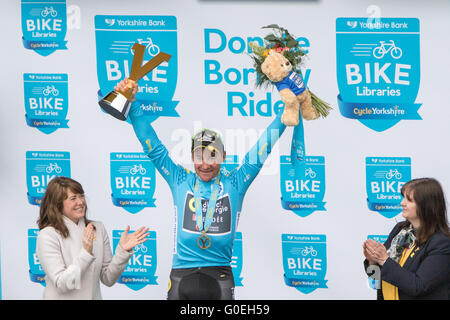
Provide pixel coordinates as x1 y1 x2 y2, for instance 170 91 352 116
364 222 450 300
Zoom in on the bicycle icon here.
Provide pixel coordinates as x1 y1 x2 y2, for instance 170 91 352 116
129 164 146 175
42 85 59 96
131 37 160 57
304 168 316 178
46 163 62 174
133 243 148 253
41 6 58 18
301 246 317 257
385 169 402 180
373 40 402 59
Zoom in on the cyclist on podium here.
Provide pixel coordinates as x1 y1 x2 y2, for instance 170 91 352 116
115 78 291 299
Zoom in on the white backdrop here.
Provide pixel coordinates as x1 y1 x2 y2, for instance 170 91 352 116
1 0 449 300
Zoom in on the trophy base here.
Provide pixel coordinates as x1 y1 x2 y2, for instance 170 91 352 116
98 91 131 121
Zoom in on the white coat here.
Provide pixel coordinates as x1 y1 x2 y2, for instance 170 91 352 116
36 216 132 299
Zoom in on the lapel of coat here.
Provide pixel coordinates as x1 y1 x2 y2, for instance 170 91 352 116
401 243 423 270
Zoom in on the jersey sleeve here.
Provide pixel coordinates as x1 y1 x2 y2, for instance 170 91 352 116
233 112 287 193
129 103 185 187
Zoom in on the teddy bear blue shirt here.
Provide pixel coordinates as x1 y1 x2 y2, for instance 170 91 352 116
274 70 306 96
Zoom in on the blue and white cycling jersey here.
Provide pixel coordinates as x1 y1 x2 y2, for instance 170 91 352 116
129 104 287 269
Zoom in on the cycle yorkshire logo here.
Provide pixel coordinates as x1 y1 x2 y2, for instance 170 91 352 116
95 15 179 123
282 234 328 294
366 157 411 218
24 73 69 134
280 156 326 218
110 152 156 214
21 0 68 56
336 18 421 132
113 230 158 290
26 151 71 206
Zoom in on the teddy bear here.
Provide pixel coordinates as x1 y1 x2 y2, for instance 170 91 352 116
261 50 319 126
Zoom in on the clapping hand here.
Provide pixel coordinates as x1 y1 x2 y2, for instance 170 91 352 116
363 239 389 266
82 223 96 255
118 226 150 252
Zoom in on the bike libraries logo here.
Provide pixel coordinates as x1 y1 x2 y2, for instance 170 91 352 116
24 73 69 134
113 230 158 290
366 157 411 218
94 15 179 122
280 156 326 218
110 152 156 214
28 229 46 286
21 0 68 56
336 18 421 132
282 234 328 294
26 151 70 205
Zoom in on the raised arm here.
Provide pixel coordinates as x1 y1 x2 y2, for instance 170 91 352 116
233 112 287 193
128 102 183 187
116 78 183 187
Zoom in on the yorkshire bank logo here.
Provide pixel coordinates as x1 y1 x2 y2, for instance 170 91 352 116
104 18 115 26
347 21 357 28
336 17 422 132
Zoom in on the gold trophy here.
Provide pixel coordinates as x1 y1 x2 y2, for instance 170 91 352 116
99 43 171 120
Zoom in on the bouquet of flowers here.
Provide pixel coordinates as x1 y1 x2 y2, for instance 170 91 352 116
249 24 331 118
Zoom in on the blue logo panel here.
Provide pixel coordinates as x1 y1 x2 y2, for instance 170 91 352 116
110 153 156 214
113 230 157 290
21 0 68 56
282 234 327 294
366 157 411 218
280 156 326 218
336 18 421 131
28 229 46 286
95 15 179 122
26 151 71 206
231 232 243 286
24 73 69 134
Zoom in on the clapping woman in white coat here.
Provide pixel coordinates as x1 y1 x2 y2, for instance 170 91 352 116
36 176 149 299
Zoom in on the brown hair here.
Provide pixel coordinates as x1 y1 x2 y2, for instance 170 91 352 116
37 176 90 238
400 178 450 245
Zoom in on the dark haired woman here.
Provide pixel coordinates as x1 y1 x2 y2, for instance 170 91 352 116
363 178 450 300
36 177 150 299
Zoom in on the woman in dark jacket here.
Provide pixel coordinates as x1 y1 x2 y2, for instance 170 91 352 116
363 178 450 300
